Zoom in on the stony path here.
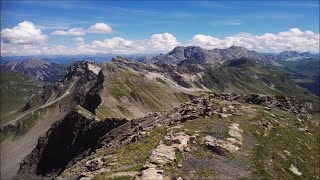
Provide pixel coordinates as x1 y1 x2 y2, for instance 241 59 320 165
204 123 243 154
138 131 191 180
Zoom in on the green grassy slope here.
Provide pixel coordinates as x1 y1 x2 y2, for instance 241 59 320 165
279 58 320 79
279 59 320 96
0 72 41 123
96 66 196 119
201 59 320 111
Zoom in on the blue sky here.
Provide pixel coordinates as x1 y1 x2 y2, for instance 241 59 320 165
1 0 319 55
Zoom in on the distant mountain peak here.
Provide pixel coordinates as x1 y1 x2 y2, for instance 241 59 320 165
269 50 316 61
228 45 248 51
20 58 50 68
147 45 275 65
111 56 130 62
1 58 64 82
280 51 299 55
171 46 185 50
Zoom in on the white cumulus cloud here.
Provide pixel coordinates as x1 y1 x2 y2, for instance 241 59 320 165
73 37 85 45
1 33 179 55
1 25 319 56
147 33 179 51
1 21 47 44
51 23 113 36
87 23 112 34
87 33 179 54
190 28 320 52
51 28 86 36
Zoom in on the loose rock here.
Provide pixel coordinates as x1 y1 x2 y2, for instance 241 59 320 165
289 164 302 176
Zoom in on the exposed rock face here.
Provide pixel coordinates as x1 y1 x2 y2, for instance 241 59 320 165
147 46 276 65
0 59 64 82
60 61 103 107
15 110 126 179
63 61 101 82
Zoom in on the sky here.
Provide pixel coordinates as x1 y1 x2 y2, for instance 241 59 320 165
1 0 319 56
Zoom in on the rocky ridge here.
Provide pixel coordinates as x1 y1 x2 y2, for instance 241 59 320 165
14 92 312 180
0 61 104 180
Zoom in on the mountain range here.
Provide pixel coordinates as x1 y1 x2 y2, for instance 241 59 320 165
267 51 319 61
147 45 277 65
0 45 319 180
0 59 65 82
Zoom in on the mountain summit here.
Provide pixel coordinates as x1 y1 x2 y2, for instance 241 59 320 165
147 46 276 65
